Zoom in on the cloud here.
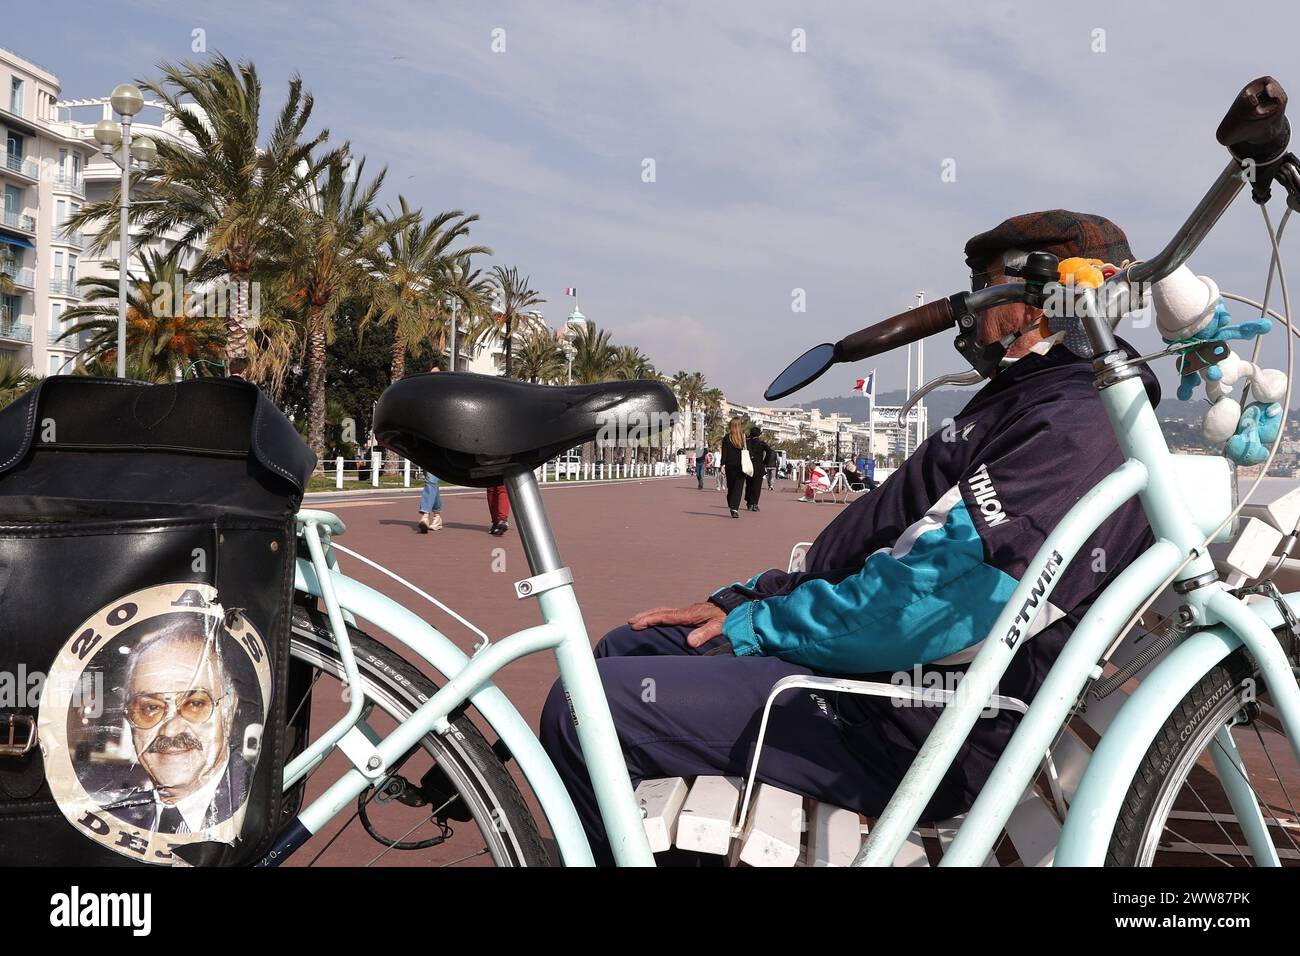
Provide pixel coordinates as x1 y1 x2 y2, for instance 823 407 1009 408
21 0 1300 403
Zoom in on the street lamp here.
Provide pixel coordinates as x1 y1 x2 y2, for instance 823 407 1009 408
94 84 155 379
447 262 464 372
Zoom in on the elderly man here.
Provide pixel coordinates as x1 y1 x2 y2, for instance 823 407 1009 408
106 619 249 836
540 210 1159 864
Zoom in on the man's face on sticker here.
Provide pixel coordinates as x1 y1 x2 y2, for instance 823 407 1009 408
126 633 233 803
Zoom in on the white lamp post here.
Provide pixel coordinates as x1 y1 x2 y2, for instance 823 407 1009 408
94 84 154 379
447 262 464 371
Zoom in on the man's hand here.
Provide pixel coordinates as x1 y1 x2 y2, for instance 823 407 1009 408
628 602 727 648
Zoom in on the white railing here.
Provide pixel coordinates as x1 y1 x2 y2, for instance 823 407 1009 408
309 454 684 491
3 151 39 179
0 321 33 342
1 210 36 233
0 265 33 288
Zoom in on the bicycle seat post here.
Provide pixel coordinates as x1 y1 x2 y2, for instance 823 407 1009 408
503 469 562 575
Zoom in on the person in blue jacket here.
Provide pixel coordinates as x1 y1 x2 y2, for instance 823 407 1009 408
540 210 1153 864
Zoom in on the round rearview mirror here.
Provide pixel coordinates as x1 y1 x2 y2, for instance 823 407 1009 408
764 343 836 401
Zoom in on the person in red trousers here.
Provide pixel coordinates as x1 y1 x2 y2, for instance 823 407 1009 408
487 484 510 536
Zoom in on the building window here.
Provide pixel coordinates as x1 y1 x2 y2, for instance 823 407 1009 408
68 255 77 284
5 132 21 162
10 77 23 116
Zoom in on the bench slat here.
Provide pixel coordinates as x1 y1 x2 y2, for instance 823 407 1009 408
634 777 689 853
738 784 803 867
806 801 861 867
675 776 742 855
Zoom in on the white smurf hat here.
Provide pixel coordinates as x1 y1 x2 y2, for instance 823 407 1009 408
1152 266 1221 340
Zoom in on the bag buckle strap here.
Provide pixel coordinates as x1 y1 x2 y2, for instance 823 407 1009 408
0 713 36 757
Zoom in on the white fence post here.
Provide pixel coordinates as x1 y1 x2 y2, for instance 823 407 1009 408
404 458 411 487
335 456 344 490
372 451 381 488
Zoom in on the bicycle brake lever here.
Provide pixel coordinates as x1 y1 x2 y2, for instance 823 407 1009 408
896 370 985 427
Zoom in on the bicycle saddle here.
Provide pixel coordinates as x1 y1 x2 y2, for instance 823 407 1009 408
374 372 679 487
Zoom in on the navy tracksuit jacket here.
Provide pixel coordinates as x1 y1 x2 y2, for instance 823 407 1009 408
540 341 1158 863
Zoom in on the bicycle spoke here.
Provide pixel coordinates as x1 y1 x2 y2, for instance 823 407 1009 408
1199 722 1300 862
1157 823 1237 867
1179 772 1249 865
438 847 491 867
305 787 384 867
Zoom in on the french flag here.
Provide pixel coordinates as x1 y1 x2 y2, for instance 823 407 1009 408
565 287 577 296
855 370 876 401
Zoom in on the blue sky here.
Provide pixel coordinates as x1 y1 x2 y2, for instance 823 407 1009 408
14 0 1300 403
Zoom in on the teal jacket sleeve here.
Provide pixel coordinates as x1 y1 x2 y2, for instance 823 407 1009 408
720 487 1019 673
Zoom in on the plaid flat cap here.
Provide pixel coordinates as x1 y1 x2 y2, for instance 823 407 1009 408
964 209 1135 271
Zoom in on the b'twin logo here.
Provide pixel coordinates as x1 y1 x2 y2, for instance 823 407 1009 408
1002 551 1065 649
966 462 1007 527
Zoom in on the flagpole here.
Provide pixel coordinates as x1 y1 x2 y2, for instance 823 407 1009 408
915 291 925 451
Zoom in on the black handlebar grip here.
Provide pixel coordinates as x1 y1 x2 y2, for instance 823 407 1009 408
1216 76 1289 157
834 298 956 363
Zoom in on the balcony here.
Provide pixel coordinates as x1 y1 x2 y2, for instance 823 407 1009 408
1 151 39 182
53 223 84 248
0 320 33 343
48 277 80 297
49 329 88 349
0 211 36 235
0 264 34 289
53 171 85 196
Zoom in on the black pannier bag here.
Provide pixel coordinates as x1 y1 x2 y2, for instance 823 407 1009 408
0 377 315 866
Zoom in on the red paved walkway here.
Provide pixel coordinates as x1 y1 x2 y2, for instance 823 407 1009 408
288 474 838 865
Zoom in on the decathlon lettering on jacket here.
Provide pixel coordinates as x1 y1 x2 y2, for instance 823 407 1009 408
709 340 1158 675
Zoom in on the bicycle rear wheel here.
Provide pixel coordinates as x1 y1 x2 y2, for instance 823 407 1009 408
281 603 551 867
1108 646 1300 866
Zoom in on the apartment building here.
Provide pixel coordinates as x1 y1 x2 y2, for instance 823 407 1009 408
0 47 197 375
0 47 87 374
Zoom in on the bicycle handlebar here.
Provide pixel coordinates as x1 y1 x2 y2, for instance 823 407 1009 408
833 297 957 362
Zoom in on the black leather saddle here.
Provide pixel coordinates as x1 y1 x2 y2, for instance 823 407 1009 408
374 372 679 487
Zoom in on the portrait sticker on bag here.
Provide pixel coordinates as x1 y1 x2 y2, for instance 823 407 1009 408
37 583 272 865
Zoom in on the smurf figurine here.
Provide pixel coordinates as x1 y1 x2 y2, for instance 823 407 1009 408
1152 266 1286 465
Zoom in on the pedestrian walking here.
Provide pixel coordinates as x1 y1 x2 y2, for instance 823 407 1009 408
721 418 749 518
416 365 444 533
487 484 510 535
744 426 769 512
695 442 707 489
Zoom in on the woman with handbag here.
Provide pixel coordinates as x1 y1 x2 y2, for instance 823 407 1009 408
720 417 750 518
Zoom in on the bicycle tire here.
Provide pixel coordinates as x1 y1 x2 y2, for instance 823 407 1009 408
1106 644 1295 866
284 603 551 867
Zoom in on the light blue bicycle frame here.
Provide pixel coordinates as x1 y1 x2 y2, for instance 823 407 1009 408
858 157 1300 867
266 158 1300 869
263 471 655 867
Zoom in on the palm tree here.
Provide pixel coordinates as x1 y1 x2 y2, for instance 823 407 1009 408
479 266 545 377
0 355 37 408
671 370 707 456
364 200 490 385
609 345 655 381
58 247 225 380
69 55 328 377
283 150 392 459
511 325 567 383
568 320 614 385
